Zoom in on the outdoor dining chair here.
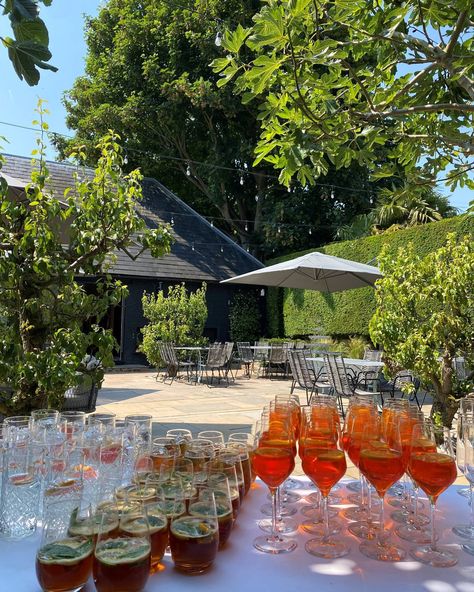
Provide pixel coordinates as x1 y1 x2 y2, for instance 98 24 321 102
157 341 195 384
267 343 289 379
199 343 230 387
323 352 383 417
379 369 422 409
288 350 330 405
237 342 254 378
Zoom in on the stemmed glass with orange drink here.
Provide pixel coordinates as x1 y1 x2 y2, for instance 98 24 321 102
300 413 349 558
252 412 297 554
408 422 458 567
358 418 406 561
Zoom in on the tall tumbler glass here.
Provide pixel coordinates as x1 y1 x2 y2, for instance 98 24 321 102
0 440 40 539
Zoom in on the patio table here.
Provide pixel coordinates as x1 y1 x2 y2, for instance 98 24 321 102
173 346 209 383
306 356 384 375
3 478 473 592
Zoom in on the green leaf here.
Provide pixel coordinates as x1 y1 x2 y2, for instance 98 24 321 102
12 17 49 45
9 0 39 20
7 39 57 85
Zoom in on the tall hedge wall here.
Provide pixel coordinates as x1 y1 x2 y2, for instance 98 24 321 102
266 215 474 338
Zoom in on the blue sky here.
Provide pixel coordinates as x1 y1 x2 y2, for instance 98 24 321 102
0 1 471 212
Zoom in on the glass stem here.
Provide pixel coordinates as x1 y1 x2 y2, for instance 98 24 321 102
367 481 372 523
359 471 366 509
323 494 330 542
378 494 385 546
270 487 279 541
469 483 474 529
413 484 419 524
276 486 282 522
430 500 437 552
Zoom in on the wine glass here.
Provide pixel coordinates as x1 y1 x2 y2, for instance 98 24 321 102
251 416 297 554
462 421 474 556
358 419 406 561
302 417 349 558
408 422 458 567
453 411 474 545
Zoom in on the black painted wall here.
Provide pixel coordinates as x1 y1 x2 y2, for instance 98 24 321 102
117 277 247 365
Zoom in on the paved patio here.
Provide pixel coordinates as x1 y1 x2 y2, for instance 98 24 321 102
97 370 290 439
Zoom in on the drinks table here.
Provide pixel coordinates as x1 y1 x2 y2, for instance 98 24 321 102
1 478 473 592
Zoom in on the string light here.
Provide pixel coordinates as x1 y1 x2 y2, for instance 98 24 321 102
277 225 281 233
191 242 195 251
210 220 214 227
239 175 244 186
186 163 192 176
245 222 248 231
171 216 174 225
331 187 335 200
214 30 223 47
308 228 312 235
220 245 224 253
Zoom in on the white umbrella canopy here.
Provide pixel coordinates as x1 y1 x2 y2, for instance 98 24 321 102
221 251 381 292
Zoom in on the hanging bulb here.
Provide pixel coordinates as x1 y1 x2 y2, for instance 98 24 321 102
123 154 128 165
278 225 281 234
210 220 214 227
331 187 335 200
171 216 174 225
246 247 249 252
191 242 195 251
308 227 312 235
255 195 259 202
287 185 291 193
245 222 248 232
240 175 244 186
215 30 223 47
220 245 224 253
186 163 191 177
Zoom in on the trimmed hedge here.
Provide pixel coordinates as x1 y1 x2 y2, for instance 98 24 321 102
266 215 474 338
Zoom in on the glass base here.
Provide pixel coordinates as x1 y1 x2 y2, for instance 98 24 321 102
343 506 379 521
283 477 301 490
305 537 350 559
391 509 429 525
300 505 338 519
305 492 339 505
301 519 342 537
409 544 458 567
260 503 297 517
462 543 474 556
348 520 380 540
452 524 474 540
253 534 297 554
458 487 470 498
396 523 433 544
281 491 301 504
359 538 406 562
258 517 298 534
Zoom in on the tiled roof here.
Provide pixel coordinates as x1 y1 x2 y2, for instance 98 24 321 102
1 154 263 282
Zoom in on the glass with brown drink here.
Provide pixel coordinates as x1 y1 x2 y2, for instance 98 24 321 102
93 506 151 592
169 493 219 574
36 503 94 592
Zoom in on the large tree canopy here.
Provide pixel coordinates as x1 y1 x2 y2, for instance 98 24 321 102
55 0 380 257
215 0 474 200
1 0 57 85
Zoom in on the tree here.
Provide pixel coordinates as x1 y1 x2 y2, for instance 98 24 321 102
53 0 377 257
337 187 458 239
1 0 57 85
0 117 172 414
215 0 474 201
369 233 474 428
140 283 208 368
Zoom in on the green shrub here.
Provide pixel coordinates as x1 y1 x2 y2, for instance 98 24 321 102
140 283 208 367
229 290 261 343
266 215 474 338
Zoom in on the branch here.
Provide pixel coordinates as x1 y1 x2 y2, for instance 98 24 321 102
362 103 474 120
341 61 376 111
445 11 468 56
383 63 436 106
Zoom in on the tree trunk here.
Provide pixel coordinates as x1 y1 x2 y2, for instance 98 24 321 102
429 357 458 428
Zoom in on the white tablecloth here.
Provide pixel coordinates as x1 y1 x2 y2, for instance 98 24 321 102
1 479 473 592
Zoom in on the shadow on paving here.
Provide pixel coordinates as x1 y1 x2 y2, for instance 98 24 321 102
99 388 161 402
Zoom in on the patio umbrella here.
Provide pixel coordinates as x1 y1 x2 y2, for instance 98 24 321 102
220 251 381 292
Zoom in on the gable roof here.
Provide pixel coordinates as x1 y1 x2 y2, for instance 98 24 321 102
1 153 263 282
